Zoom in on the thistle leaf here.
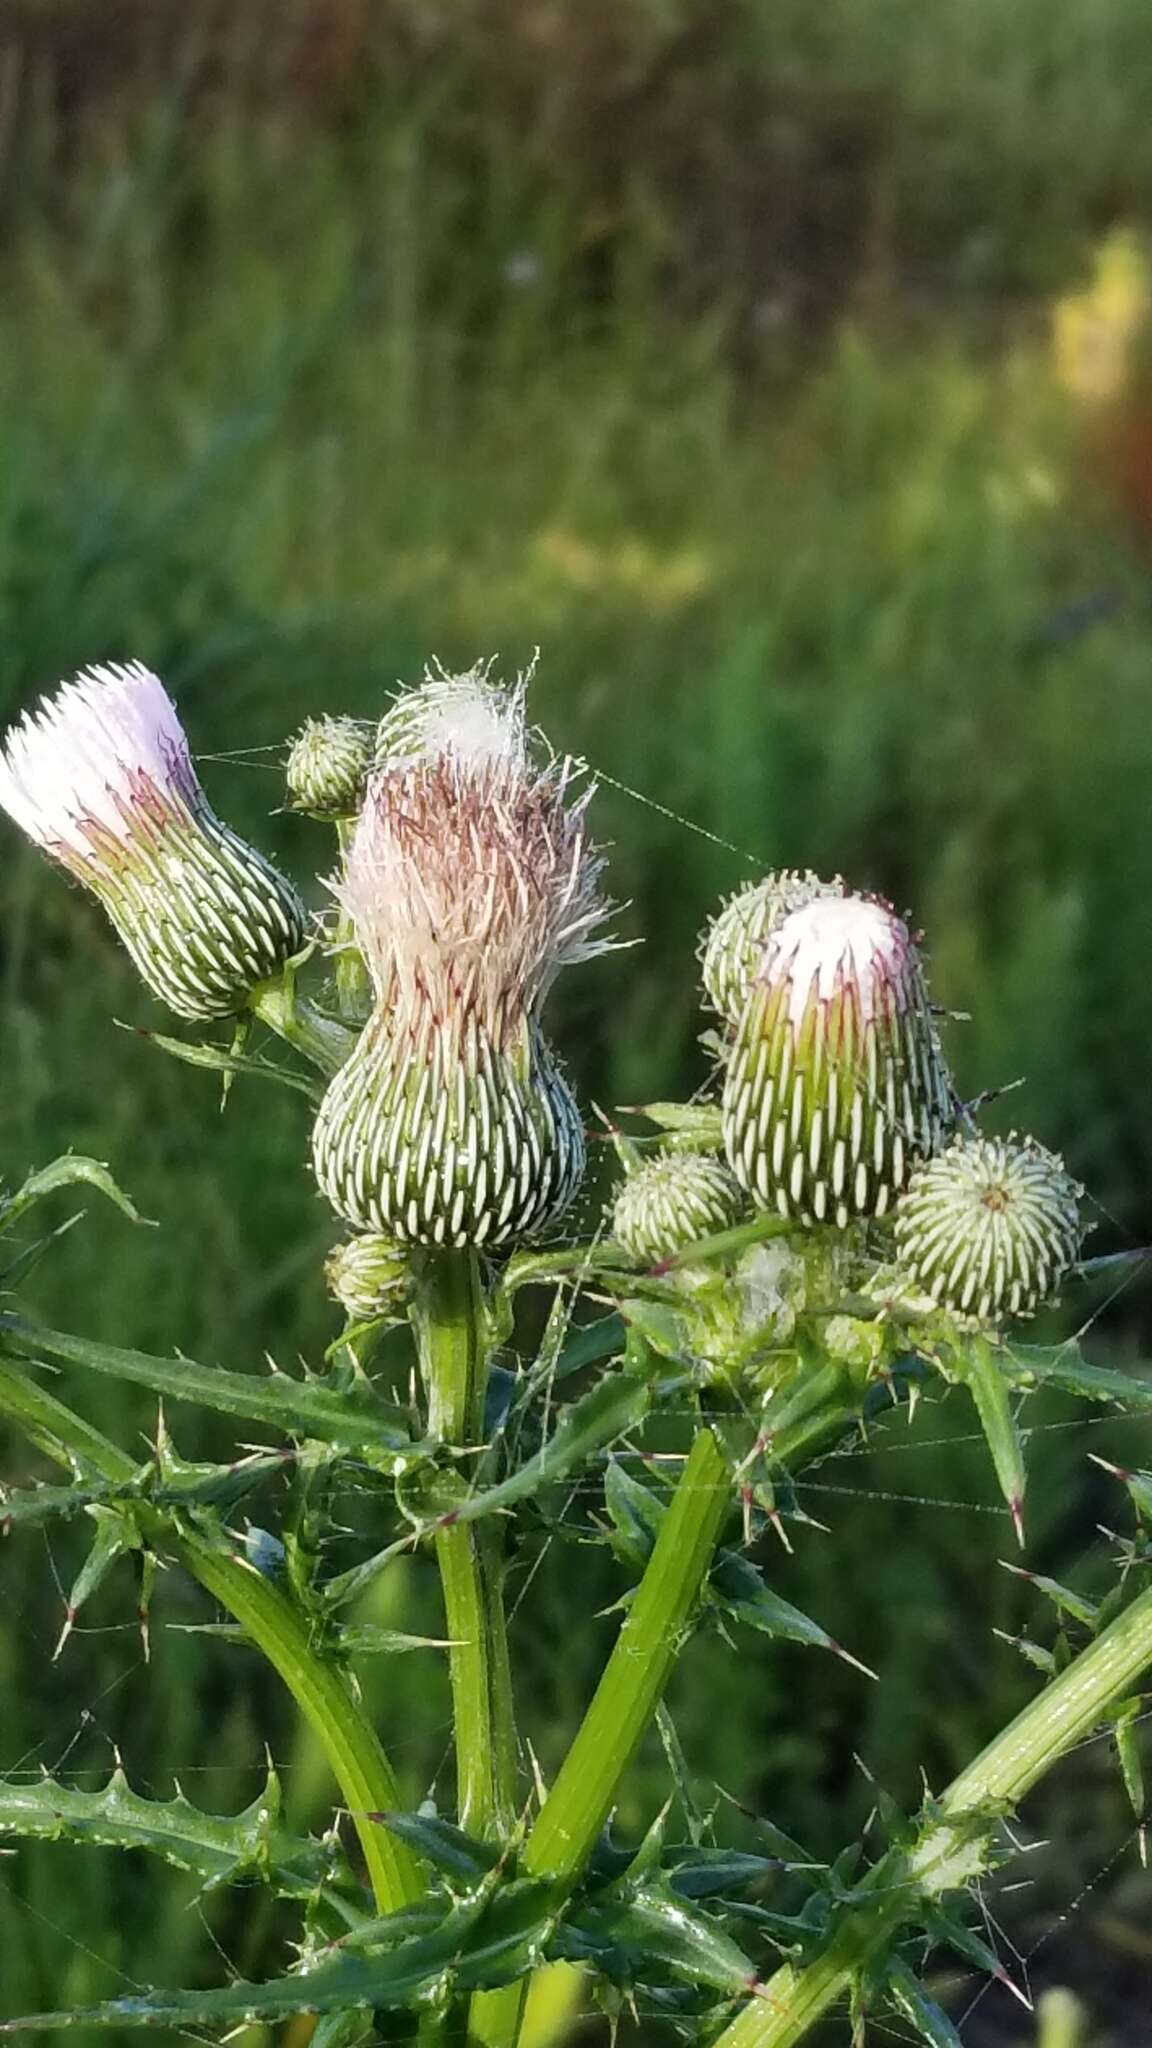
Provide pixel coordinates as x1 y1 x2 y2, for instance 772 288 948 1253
0 1155 148 1233
132 1025 323 1101
950 1334 1025 1543
559 1882 761 1997
0 1878 560 2030
1000 1562 1099 1630
0 1318 416 1460
1112 1696 1146 1820
0 1764 350 1901
371 1811 501 1884
886 1956 964 2047
1003 1342 1152 1414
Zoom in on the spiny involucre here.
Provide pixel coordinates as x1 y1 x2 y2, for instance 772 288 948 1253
722 893 953 1225
700 869 844 1026
612 1150 744 1266
894 1133 1083 1322
312 664 613 1248
0 663 305 1020
286 716 373 820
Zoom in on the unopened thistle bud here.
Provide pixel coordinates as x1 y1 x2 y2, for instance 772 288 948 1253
0 663 305 1021
325 1232 411 1322
312 667 612 1248
894 1134 1083 1323
612 1150 744 1266
701 870 844 1025
286 716 372 820
722 894 953 1225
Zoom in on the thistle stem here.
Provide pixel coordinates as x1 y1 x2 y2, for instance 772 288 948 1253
0 1360 422 1915
522 1424 731 1881
251 973 356 1074
712 1581 1152 2048
413 1252 519 1838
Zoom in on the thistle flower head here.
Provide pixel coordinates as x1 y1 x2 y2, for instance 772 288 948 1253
340 671 610 1042
0 663 305 1020
722 892 953 1224
612 1150 744 1266
286 716 372 819
313 664 608 1248
325 1232 412 1323
701 869 844 1025
894 1134 1083 1323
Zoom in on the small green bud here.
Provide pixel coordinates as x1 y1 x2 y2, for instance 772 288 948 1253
701 870 844 1025
611 1150 744 1266
325 1232 411 1322
894 1133 1083 1323
723 894 953 1225
286 716 372 820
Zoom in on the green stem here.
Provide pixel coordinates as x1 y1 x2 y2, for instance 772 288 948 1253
0 1360 422 1915
333 818 373 1023
522 1424 731 1882
251 974 356 1075
714 1581 1152 2048
413 1253 519 1838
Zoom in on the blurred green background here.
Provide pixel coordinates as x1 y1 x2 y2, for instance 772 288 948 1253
2 4 1152 2041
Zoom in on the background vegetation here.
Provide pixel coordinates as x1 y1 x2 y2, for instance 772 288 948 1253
2 4 1152 2040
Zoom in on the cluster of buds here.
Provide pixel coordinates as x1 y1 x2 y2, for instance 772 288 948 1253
311 666 612 1248
0 663 304 1020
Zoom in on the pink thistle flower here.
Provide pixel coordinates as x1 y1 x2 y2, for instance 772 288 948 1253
312 666 612 1248
0 662 305 1019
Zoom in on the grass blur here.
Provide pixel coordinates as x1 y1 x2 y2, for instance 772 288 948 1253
2 5 1152 2038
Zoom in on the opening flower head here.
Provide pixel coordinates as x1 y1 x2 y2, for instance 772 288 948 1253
894 1133 1084 1323
0 662 305 1020
722 892 953 1224
312 665 612 1248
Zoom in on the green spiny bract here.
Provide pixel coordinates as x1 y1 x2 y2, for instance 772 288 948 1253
721 893 953 1224
312 666 611 1249
894 1133 1083 1323
0 663 305 1021
324 1231 412 1321
612 1149 744 1266
286 716 373 820
700 869 844 1026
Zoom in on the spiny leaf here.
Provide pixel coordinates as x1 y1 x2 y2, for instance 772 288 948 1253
0 1155 149 1234
130 1025 324 1101
557 1882 762 1997
1112 1696 1146 1821
886 1956 964 2048
1003 1342 1152 1414
55 1507 140 1658
371 1812 501 1884
0 1878 561 2030
950 1335 1025 1544
0 1317 417 1460
0 1764 351 1901
1000 1561 1099 1630
710 1551 876 1677
1089 1454 1152 1524
629 1103 725 1149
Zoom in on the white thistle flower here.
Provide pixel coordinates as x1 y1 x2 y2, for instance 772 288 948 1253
722 893 953 1225
894 1134 1083 1323
0 662 305 1020
312 667 612 1248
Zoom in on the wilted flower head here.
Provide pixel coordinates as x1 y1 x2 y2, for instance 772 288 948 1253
894 1134 1083 1323
286 716 372 820
701 870 844 1025
0 662 305 1020
612 1150 744 1266
312 665 612 1248
722 893 953 1225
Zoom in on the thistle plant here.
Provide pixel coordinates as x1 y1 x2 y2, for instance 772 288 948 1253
1 656 1151 2048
